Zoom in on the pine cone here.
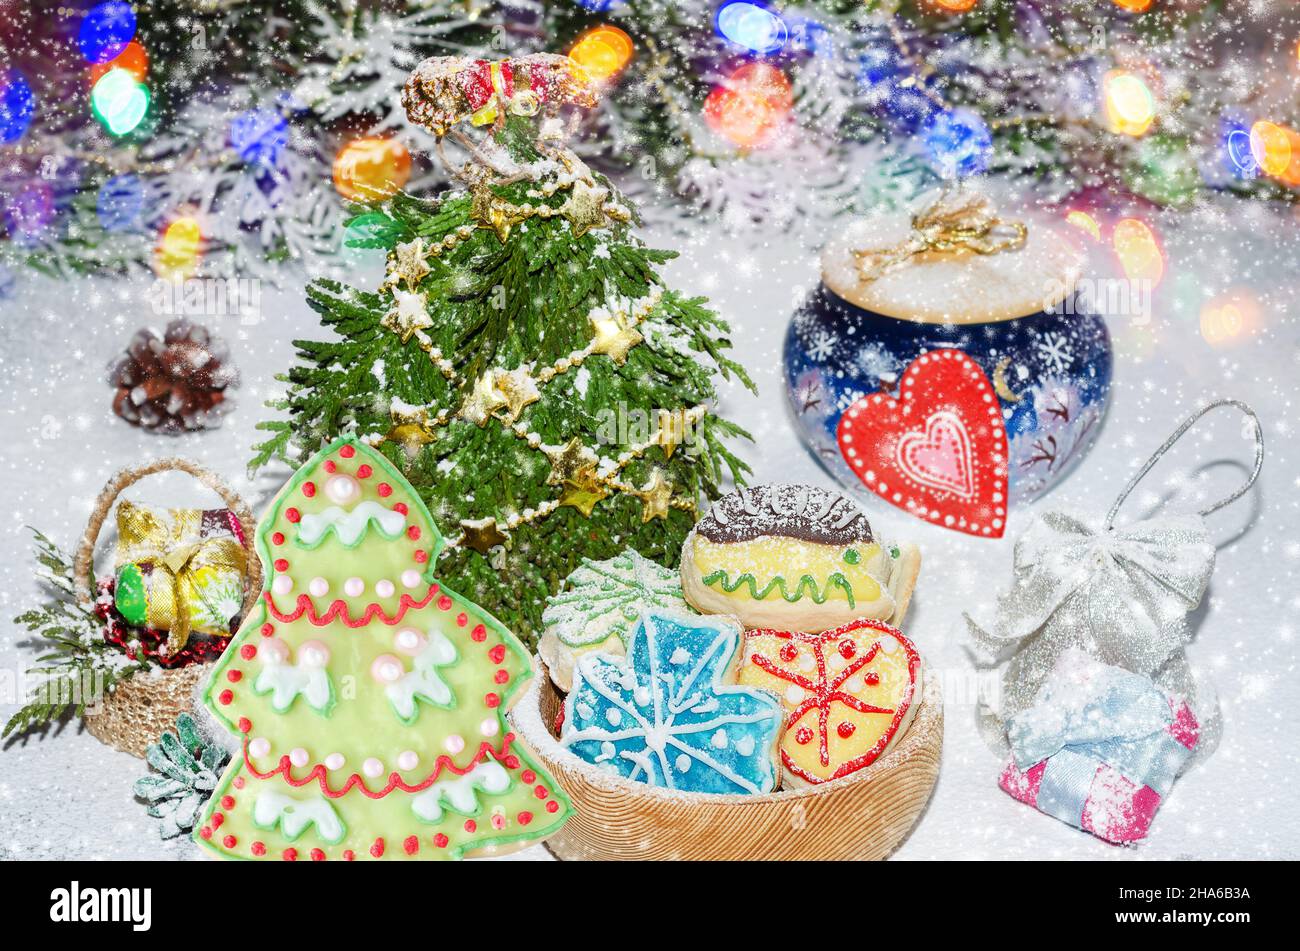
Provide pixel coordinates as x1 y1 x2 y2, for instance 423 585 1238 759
108 318 238 434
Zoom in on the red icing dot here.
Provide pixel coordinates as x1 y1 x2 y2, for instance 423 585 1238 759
837 721 856 739
546 801 560 814
534 785 548 799
283 848 298 862
199 825 212 840
227 670 242 683
302 481 316 498
271 532 285 545
471 624 487 642
457 613 468 627
221 795 235 809
285 507 301 523
403 835 419 855
504 754 521 769
324 460 337 473
357 464 373 479
274 559 288 571
488 644 506 664
779 644 798 662
485 693 501 708
223 835 237 849
377 483 392 497
261 623 275 637
340 444 356 458
343 850 356 861
237 717 251 733
437 594 452 611
838 640 856 660
433 833 449 848
518 812 533 826
795 727 814 745
521 770 536 783
464 819 477 833
494 670 509 685
211 813 224 829
393 502 408 515
370 838 385 858
251 841 266 856
407 525 421 540
218 690 233 705
311 848 326 862
239 644 257 660
864 671 881 686
414 549 428 564
233 776 245 789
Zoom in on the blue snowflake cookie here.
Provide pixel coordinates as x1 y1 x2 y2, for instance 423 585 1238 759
560 611 782 795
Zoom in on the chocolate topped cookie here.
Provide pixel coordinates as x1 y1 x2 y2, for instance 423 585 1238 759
682 484 921 632
695 484 873 546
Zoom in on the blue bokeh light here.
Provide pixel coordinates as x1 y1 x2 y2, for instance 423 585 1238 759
79 2 138 65
716 2 788 55
230 108 290 169
96 174 147 231
922 109 992 178
0 70 36 144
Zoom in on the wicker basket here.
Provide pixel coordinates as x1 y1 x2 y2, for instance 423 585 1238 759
512 662 943 861
73 458 261 758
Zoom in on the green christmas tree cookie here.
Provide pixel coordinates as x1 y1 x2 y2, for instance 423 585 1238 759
195 436 571 861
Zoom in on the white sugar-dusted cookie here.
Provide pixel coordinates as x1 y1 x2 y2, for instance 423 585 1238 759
539 550 691 692
680 484 920 632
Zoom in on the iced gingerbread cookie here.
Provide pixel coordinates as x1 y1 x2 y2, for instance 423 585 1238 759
561 611 783 795
736 619 922 787
193 437 572 861
680 484 921 632
539 550 692 692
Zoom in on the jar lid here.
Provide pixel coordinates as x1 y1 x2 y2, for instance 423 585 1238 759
821 205 1084 325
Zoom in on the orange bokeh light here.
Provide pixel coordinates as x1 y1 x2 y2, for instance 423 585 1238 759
1200 291 1259 346
933 0 978 12
1112 0 1153 11
703 62 793 149
89 40 149 84
333 138 412 202
569 25 634 81
1112 217 1164 287
1250 120 1300 186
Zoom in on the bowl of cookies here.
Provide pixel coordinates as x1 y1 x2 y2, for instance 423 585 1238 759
512 484 943 861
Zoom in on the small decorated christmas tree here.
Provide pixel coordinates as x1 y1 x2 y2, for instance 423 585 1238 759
195 436 571 861
253 54 752 645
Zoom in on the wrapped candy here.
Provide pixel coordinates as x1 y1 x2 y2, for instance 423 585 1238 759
403 54 598 137
998 649 1200 844
113 501 248 654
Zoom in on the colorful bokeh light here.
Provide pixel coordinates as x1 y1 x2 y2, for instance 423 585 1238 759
1112 0 1153 11
155 216 203 279
921 108 992 178
78 1 137 65
1112 217 1164 287
1065 210 1103 242
716 3 788 55
569 25 634 81
89 39 149 84
96 174 146 232
333 138 412 202
91 68 149 136
933 0 978 12
1249 120 1300 185
704 62 793 149
230 108 289 169
0 70 36 144
1104 70 1156 137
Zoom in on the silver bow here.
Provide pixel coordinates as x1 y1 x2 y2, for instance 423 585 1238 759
967 509 1214 722
968 400 1264 755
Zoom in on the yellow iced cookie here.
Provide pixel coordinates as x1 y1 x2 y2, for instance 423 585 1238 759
736 619 923 787
680 484 920 632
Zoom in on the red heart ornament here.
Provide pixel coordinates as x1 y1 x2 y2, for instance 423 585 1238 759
836 349 1009 537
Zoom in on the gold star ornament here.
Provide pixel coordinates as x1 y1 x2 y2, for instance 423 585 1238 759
389 237 432 291
470 182 520 243
494 367 539 423
563 178 612 238
459 516 509 554
381 290 433 343
558 472 610 518
590 315 643 365
460 372 508 427
634 470 674 523
542 437 599 487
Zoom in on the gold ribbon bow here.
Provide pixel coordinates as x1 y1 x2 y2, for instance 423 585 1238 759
470 61 541 128
114 501 247 654
853 191 1027 283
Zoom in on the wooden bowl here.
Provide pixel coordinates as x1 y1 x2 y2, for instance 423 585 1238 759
511 665 943 861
